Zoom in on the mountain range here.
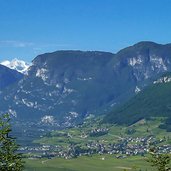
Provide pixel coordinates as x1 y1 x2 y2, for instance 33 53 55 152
1 41 171 127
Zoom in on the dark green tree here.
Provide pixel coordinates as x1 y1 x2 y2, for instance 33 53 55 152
147 147 171 171
0 114 24 171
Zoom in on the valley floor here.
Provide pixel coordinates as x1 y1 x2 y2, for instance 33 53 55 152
24 155 153 171
17 117 171 171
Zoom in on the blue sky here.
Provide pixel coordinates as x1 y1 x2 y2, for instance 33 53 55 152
0 0 171 62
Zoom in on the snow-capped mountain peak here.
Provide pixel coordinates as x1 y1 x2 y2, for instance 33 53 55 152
0 58 31 74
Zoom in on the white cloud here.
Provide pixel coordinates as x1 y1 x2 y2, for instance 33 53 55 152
0 40 71 49
0 40 73 57
0 40 34 48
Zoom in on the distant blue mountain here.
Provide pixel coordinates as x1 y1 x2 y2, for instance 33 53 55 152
0 64 23 90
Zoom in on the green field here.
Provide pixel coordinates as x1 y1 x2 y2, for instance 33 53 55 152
34 117 171 147
26 117 171 171
24 155 154 171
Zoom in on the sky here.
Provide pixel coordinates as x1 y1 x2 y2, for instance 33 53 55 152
0 0 171 62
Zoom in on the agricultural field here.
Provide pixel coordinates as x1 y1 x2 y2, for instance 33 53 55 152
34 117 171 147
24 155 153 171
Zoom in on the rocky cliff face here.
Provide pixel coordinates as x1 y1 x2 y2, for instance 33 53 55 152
114 41 171 81
1 42 171 126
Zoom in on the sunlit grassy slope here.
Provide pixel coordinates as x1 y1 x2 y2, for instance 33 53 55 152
34 117 171 146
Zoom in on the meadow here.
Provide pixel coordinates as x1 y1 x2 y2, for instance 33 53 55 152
24 155 153 171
